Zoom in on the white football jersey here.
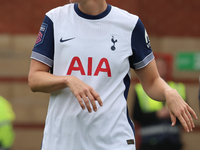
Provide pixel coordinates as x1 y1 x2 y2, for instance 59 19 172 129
31 3 154 150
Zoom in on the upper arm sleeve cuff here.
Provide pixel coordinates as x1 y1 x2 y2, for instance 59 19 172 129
31 51 53 67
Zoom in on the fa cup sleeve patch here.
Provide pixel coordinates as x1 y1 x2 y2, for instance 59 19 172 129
35 23 48 46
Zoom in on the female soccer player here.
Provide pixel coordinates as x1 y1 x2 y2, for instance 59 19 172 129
28 0 197 149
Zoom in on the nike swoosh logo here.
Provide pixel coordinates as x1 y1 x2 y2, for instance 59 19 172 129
60 37 75 42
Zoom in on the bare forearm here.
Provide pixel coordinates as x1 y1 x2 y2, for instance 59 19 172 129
135 59 172 102
28 59 103 112
143 77 172 102
28 71 68 93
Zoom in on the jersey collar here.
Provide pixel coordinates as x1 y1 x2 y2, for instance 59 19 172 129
74 3 111 20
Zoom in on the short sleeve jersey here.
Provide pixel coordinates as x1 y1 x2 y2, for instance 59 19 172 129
31 3 154 150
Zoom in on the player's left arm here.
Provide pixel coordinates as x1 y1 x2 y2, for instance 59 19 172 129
134 59 198 132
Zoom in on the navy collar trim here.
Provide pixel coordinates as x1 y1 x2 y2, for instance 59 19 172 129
74 3 111 20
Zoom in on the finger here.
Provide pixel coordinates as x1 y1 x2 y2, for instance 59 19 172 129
176 113 189 132
187 105 198 120
86 92 97 112
82 95 92 113
182 111 193 132
76 95 85 110
169 110 176 126
185 108 195 128
91 90 103 106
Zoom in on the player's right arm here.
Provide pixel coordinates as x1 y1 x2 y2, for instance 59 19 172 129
28 59 102 112
28 59 68 93
28 14 102 113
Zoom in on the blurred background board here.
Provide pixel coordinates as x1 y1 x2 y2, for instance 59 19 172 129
176 52 200 71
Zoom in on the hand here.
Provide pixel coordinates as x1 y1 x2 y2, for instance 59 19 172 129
156 107 170 119
165 89 198 132
66 76 103 113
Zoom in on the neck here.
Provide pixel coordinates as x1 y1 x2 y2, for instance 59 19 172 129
78 0 107 16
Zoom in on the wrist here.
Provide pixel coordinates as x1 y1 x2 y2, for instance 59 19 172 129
64 76 78 88
164 88 175 97
164 88 178 103
64 76 72 87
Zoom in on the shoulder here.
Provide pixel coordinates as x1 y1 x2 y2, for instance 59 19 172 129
109 5 140 30
46 3 73 19
111 6 139 22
